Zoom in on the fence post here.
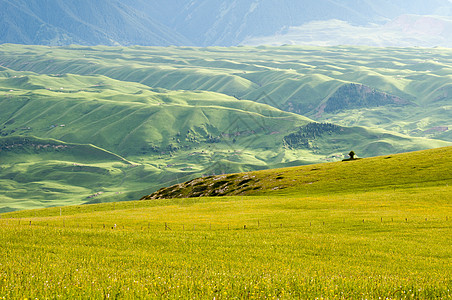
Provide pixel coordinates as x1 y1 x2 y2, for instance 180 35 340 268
165 223 171 231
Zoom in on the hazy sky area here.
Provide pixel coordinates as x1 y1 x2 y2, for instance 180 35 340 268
1 0 452 47
243 16 452 47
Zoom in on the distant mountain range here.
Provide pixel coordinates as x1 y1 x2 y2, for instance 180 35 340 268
2 0 452 47
0 0 190 46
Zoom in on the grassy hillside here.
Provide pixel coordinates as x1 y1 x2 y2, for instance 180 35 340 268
1 147 451 298
0 44 451 210
0 136 161 212
142 146 452 199
1 44 450 140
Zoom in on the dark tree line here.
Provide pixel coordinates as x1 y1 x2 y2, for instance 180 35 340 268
283 122 341 149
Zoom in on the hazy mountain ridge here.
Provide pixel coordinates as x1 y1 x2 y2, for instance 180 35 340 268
164 0 452 46
0 0 190 46
2 0 452 46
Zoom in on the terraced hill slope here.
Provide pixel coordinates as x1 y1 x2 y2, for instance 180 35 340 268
0 44 450 211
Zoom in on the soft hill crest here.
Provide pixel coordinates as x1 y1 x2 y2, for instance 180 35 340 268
142 146 452 200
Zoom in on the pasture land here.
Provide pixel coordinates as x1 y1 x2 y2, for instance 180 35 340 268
1 148 451 299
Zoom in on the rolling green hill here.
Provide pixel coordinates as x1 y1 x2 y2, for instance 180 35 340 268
142 146 452 199
1 146 450 298
0 44 450 211
1 44 450 140
0 136 158 212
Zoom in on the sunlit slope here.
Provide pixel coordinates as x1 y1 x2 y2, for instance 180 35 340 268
1 44 450 141
0 73 314 156
1 70 446 164
1 154 451 298
0 70 316 211
0 136 168 212
0 45 451 299
143 146 452 200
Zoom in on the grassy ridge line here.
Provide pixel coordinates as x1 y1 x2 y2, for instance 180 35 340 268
143 146 452 199
0 135 132 164
2 185 450 220
0 78 312 156
0 136 157 211
4 146 451 219
1 45 449 106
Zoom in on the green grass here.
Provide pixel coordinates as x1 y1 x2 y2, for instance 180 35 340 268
1 44 450 141
144 146 452 200
1 187 450 298
1 146 450 298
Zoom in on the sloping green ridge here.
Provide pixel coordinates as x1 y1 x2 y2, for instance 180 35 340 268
0 135 130 163
0 90 311 156
0 136 145 212
143 146 452 200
